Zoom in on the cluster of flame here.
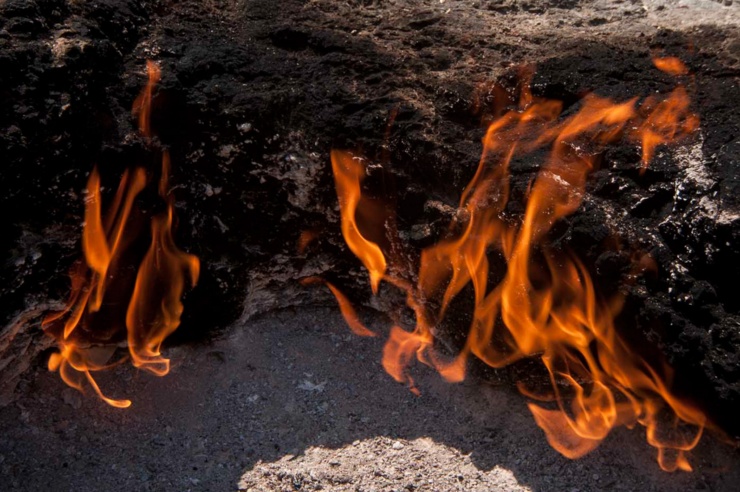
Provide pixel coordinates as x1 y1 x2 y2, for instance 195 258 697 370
37 54 711 472
42 62 200 408
320 58 706 471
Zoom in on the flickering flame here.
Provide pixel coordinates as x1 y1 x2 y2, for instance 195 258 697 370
42 61 199 407
132 60 161 139
301 277 376 337
297 229 319 255
326 62 704 471
42 166 147 408
126 151 200 375
331 151 387 294
653 57 689 76
633 86 699 170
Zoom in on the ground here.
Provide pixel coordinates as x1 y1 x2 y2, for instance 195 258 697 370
1 308 739 491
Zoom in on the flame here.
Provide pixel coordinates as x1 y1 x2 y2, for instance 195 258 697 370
297 229 319 255
301 277 376 337
132 60 161 139
42 61 199 407
327 62 705 470
330 151 387 294
126 151 200 375
653 57 689 76
42 166 147 408
633 86 699 170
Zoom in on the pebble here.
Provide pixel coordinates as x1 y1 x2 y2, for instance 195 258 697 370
61 388 82 409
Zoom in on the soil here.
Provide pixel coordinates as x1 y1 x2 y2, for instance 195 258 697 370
1 0 740 489
1 307 739 492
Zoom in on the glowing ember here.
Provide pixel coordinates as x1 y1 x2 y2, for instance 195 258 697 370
322 61 705 471
42 61 199 407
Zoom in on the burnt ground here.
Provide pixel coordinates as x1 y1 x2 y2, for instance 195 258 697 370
1 0 740 489
1 307 740 492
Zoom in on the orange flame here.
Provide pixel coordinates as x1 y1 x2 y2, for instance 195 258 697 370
42 61 199 407
42 166 147 408
126 151 200 375
331 150 387 294
301 277 376 337
653 57 689 76
132 60 161 139
297 229 319 255
327 63 704 471
633 86 699 170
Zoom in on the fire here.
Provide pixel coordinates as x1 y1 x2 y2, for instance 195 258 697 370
126 151 200 376
300 277 377 337
633 86 699 170
653 56 689 76
132 60 161 139
324 61 705 470
331 152 387 294
42 61 199 407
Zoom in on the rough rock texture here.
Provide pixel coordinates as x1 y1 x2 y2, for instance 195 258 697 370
0 308 738 491
1 0 739 452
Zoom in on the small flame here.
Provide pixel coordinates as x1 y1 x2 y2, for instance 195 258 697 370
326 62 705 471
297 229 319 255
43 61 199 407
633 86 699 171
301 277 376 337
653 57 689 76
42 166 147 408
331 150 387 294
132 60 161 139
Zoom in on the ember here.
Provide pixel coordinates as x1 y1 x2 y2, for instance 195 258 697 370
41 62 199 407
321 62 706 471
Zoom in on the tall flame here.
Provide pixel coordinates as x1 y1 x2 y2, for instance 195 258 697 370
42 61 199 407
331 151 387 294
126 151 200 376
326 61 705 471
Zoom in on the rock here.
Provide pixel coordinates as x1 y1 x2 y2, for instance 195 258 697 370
61 388 82 410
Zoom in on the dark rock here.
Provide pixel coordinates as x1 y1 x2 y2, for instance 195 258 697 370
0 0 739 443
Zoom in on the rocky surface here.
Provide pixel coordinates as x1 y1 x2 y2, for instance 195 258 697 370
0 0 739 472
1 308 739 491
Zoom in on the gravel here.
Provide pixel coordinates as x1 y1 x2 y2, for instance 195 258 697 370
1 307 738 491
